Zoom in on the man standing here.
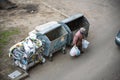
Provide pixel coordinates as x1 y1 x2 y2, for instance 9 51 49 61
72 27 86 53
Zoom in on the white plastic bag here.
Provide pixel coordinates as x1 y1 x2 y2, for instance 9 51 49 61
82 39 90 49
70 45 80 56
23 39 36 55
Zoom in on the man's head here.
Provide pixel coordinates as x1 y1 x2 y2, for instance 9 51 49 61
80 27 86 34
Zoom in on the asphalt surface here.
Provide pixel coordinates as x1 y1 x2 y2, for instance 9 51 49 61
26 0 120 80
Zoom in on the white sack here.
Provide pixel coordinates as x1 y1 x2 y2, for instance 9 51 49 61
82 39 90 49
70 45 80 56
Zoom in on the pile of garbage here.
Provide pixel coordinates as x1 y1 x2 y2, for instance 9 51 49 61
9 33 45 70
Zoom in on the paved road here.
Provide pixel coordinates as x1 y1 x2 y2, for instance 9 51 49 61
26 0 120 80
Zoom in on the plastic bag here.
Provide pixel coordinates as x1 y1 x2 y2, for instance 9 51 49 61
82 39 90 49
23 39 36 55
70 45 80 56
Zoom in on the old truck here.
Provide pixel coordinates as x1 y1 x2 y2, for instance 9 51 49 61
9 13 89 70
29 13 90 61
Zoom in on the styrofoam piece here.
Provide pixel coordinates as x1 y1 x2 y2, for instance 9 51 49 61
8 70 22 79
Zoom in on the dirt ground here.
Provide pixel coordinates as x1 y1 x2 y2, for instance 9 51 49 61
25 0 120 80
1 0 120 80
0 0 65 79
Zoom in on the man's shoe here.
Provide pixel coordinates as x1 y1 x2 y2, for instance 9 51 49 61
81 51 84 53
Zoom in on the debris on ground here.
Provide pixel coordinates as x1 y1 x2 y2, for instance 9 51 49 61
0 0 65 79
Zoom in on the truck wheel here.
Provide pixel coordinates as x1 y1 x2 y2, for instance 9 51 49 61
62 49 66 54
49 54 53 61
62 46 66 54
49 56 53 61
